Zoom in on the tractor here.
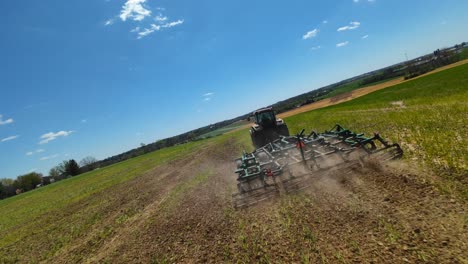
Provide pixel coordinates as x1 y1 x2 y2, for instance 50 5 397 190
233 117 403 209
249 107 290 148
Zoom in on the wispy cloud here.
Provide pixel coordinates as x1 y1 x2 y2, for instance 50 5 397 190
161 19 184 28
137 24 161 39
203 92 214 102
40 154 59 161
39 131 74 144
336 41 349 47
26 149 45 156
0 115 13 125
135 20 184 39
303 29 319 40
310 46 321 50
120 0 151 22
337 21 360 31
362 34 369 39
81 119 87 123
104 19 114 26
155 15 167 22
353 0 375 2
322 20 328 24
1 135 19 142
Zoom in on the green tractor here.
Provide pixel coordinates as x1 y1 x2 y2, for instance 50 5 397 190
249 107 290 148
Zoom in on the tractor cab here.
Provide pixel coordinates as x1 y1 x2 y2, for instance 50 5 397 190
249 107 290 148
253 108 277 128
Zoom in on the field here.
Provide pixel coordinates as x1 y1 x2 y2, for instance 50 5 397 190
0 63 467 263
196 120 250 140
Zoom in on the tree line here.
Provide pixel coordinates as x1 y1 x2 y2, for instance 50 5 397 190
0 157 97 200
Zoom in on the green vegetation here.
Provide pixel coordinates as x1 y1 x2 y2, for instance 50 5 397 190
459 47 468 60
0 140 206 248
318 77 401 100
196 120 249 140
285 63 468 198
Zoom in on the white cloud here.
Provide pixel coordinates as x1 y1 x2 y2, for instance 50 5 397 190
203 92 214 102
104 19 114 26
26 149 45 156
137 24 161 39
336 41 349 47
120 0 151 22
337 21 360 31
362 34 369 39
303 29 319 40
1 135 19 142
322 20 328 24
310 46 321 50
81 119 87 123
354 0 375 2
39 131 74 144
155 15 167 22
108 1 183 39
161 19 184 28
0 115 13 125
40 154 59 161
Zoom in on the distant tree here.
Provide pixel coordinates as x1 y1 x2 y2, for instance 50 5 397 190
65 159 81 176
79 156 97 168
1 178 14 186
49 167 61 179
0 178 16 199
13 172 42 192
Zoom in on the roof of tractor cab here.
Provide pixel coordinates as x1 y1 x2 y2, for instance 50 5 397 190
253 107 274 115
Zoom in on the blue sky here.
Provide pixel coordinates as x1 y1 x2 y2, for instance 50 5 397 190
1 0 467 179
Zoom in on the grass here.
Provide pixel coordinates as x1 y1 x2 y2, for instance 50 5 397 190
158 170 213 213
285 63 468 198
0 139 207 248
196 120 250 139
317 76 401 101
459 47 468 60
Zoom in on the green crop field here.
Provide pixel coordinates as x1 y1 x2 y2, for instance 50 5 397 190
0 140 209 258
317 76 402 101
286 63 468 198
0 62 466 263
196 120 250 140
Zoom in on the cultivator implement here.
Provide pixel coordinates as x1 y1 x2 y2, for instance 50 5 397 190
232 124 403 209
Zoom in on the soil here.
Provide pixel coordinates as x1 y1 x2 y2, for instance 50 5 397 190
40 139 468 263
